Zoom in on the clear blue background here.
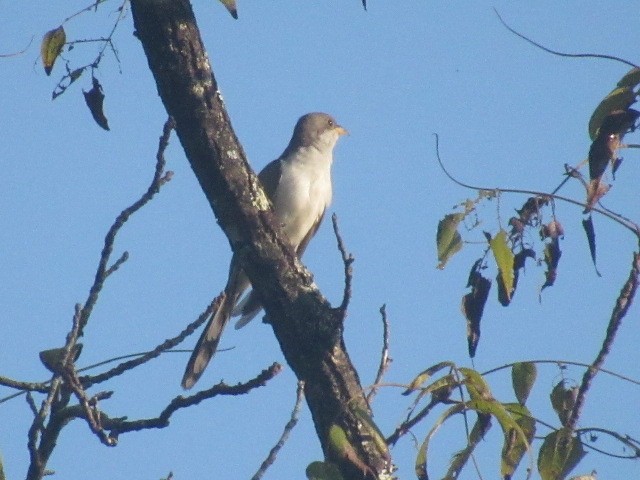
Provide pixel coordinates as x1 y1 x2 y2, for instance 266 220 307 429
1 1 639 479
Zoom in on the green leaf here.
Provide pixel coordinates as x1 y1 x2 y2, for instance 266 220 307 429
41 26 66 76
437 213 464 269
416 403 466 480
422 373 457 402
501 403 536 478
403 361 455 394
327 424 370 475
328 424 350 457
306 461 344 480
512 362 537 405
538 428 585 480
467 399 535 478
459 367 493 401
466 398 533 478
444 413 492 480
550 380 577 427
617 66 640 88
350 405 387 455
488 230 515 304
568 471 597 480
218 0 238 19
588 85 637 140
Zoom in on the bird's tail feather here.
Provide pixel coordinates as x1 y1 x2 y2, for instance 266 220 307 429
232 290 263 329
181 293 234 389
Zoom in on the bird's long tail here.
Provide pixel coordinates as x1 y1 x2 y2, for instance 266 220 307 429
181 293 234 389
232 291 263 329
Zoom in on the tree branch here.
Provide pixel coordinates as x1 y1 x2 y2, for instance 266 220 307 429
129 1 392 477
567 251 640 430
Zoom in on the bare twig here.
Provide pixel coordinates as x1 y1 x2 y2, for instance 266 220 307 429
78 117 174 337
25 392 39 416
0 378 49 395
0 298 217 404
0 36 34 57
26 304 85 480
80 296 218 388
38 363 282 447
367 305 392 403
107 363 283 436
61 0 110 24
386 396 442 446
567 252 640 431
251 380 305 480
62 366 115 446
434 134 640 235
481 359 640 386
494 9 639 69
332 213 354 316
577 427 640 459
104 251 129 278
52 0 130 99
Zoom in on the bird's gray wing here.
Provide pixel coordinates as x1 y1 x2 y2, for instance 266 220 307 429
257 158 282 201
296 208 326 257
234 208 326 330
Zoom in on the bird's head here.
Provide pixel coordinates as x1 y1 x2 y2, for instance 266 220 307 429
289 112 348 154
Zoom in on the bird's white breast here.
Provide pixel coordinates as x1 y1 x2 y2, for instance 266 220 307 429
274 146 333 248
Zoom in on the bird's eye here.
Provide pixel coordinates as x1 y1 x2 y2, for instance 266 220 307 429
328 119 334 127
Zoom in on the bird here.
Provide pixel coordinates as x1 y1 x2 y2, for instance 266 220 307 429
181 112 348 389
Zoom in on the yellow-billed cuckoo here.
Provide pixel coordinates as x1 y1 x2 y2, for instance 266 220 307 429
182 112 347 389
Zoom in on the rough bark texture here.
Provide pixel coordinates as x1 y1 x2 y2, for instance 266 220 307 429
129 1 391 477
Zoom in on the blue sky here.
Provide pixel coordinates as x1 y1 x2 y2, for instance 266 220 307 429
2 1 639 479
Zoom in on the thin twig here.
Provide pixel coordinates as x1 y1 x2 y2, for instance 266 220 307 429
577 427 640 459
566 252 640 431
367 305 391 403
78 117 174 337
0 377 49 395
80 296 218 388
0 36 34 57
251 380 305 480
481 359 640 386
52 0 130 98
494 8 639 69
332 213 354 316
25 392 39 416
434 134 640 235
61 0 110 24
104 251 129 277
386 396 442 446
25 305 85 480
107 363 282 435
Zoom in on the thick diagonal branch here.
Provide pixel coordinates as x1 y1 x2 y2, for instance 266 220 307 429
129 1 391 477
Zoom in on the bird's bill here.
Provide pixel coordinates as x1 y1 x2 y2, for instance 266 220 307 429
335 125 349 136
